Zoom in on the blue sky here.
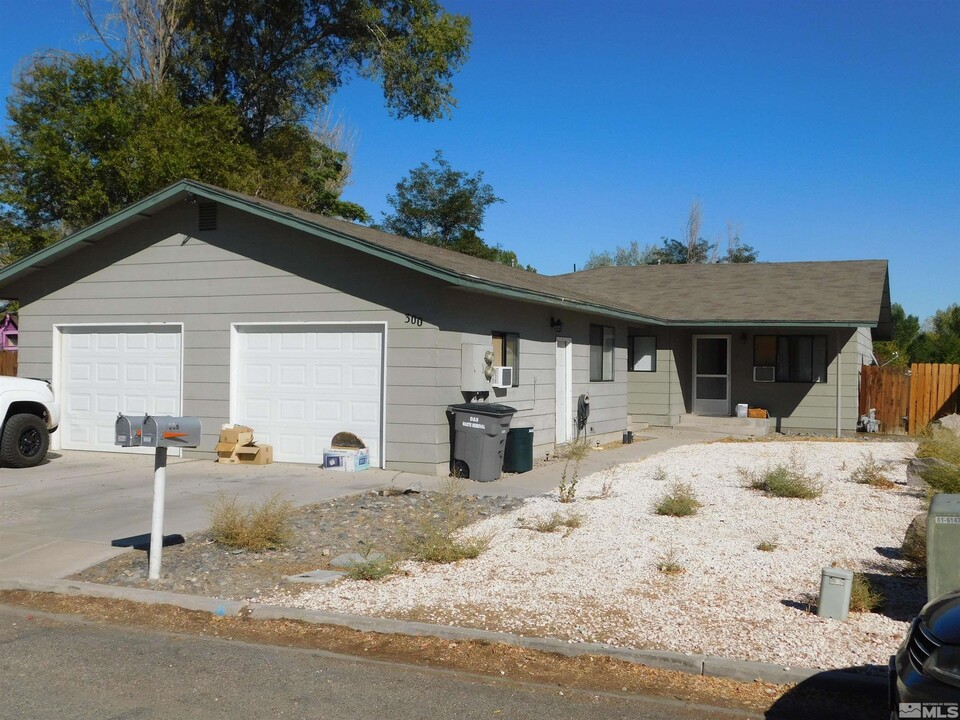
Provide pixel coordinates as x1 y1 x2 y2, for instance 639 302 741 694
2 0 958 322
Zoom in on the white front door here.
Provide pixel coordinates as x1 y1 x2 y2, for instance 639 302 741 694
555 337 572 444
232 324 384 466
692 335 731 416
59 325 183 454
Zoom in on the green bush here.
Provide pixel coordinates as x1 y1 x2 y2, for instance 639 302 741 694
209 492 294 551
743 463 822 499
403 481 490 564
848 573 884 613
654 482 702 517
756 539 778 552
922 463 960 494
851 454 895 489
345 551 397 581
527 511 583 533
917 426 960 466
656 548 685 575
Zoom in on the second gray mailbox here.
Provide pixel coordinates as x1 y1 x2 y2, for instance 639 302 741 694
115 415 146 447
141 416 202 448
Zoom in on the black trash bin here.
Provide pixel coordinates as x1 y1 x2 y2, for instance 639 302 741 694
503 426 534 473
447 402 517 482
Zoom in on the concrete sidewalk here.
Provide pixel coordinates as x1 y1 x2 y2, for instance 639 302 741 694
0 428 712 580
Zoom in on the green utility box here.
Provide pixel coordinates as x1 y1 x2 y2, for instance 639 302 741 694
927 494 960 601
503 426 534 473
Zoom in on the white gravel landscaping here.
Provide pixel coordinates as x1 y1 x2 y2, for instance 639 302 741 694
268 440 925 671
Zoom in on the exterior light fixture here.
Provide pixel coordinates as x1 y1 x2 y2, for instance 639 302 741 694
551 317 563 333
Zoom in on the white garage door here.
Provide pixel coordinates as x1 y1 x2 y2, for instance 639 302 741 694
59 325 182 453
233 324 384 465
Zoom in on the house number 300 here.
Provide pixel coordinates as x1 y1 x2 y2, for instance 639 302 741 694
404 313 423 327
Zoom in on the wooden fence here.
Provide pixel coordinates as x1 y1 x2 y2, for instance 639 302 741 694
860 363 960 435
0 351 16 377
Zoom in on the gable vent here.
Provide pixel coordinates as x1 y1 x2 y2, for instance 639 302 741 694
198 202 217 231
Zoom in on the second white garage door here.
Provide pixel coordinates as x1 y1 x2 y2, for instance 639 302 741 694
232 324 384 466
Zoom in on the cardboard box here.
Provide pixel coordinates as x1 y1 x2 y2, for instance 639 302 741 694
234 444 273 465
747 408 769 419
322 448 369 472
219 425 254 446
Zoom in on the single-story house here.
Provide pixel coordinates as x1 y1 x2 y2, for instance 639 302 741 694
0 180 891 475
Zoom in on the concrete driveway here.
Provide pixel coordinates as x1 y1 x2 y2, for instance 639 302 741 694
0 429 712 581
0 451 426 580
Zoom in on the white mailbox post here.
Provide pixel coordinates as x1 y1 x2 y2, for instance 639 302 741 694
116 414 202 580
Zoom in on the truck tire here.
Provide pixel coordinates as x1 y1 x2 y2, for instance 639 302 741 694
1 413 49 468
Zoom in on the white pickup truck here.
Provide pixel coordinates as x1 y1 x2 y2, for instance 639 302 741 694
0 377 60 468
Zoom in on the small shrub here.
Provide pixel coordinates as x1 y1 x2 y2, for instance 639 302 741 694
654 482 702 517
345 549 397 581
557 440 591 462
403 482 491 563
743 461 822 499
756 539 778 552
849 573 884 613
901 513 927 569
851 454 895 489
210 492 294 551
523 511 583 533
411 531 490 563
656 548 685 575
917 426 960 466
651 465 668 483
922 463 960 494
597 478 614 499
558 459 581 503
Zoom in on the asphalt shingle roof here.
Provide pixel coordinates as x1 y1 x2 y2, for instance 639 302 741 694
0 179 891 332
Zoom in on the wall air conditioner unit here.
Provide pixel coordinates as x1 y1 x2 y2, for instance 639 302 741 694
753 366 776 383
491 366 513 389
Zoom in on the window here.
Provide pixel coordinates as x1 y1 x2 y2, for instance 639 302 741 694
492 332 519 386
629 336 657 372
589 324 615 381
754 335 827 383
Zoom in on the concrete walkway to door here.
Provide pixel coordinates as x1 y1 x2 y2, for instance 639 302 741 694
0 428 716 581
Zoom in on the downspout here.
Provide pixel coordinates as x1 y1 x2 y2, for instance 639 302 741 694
835 329 842 438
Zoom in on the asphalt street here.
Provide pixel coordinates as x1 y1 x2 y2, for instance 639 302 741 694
0 604 755 720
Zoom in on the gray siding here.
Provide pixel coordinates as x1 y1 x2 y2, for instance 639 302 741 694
626 326 867 435
10 202 456 474
627 327 683 426
9 201 632 475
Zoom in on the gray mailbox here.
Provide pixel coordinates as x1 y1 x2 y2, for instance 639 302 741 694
115 414 146 447
141 416 202 448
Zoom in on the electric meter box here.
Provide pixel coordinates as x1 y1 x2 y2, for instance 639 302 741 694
115 415 146 447
927 494 960 601
141 416 202 449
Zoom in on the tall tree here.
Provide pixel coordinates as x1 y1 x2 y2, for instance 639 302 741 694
874 303 922 367
172 0 471 141
583 202 758 268
584 240 654 269
0 55 367 263
380 150 530 268
78 0 185 90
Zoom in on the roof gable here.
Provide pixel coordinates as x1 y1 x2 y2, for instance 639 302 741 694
0 179 890 330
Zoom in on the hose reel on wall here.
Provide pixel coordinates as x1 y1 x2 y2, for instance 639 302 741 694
576 393 590 441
